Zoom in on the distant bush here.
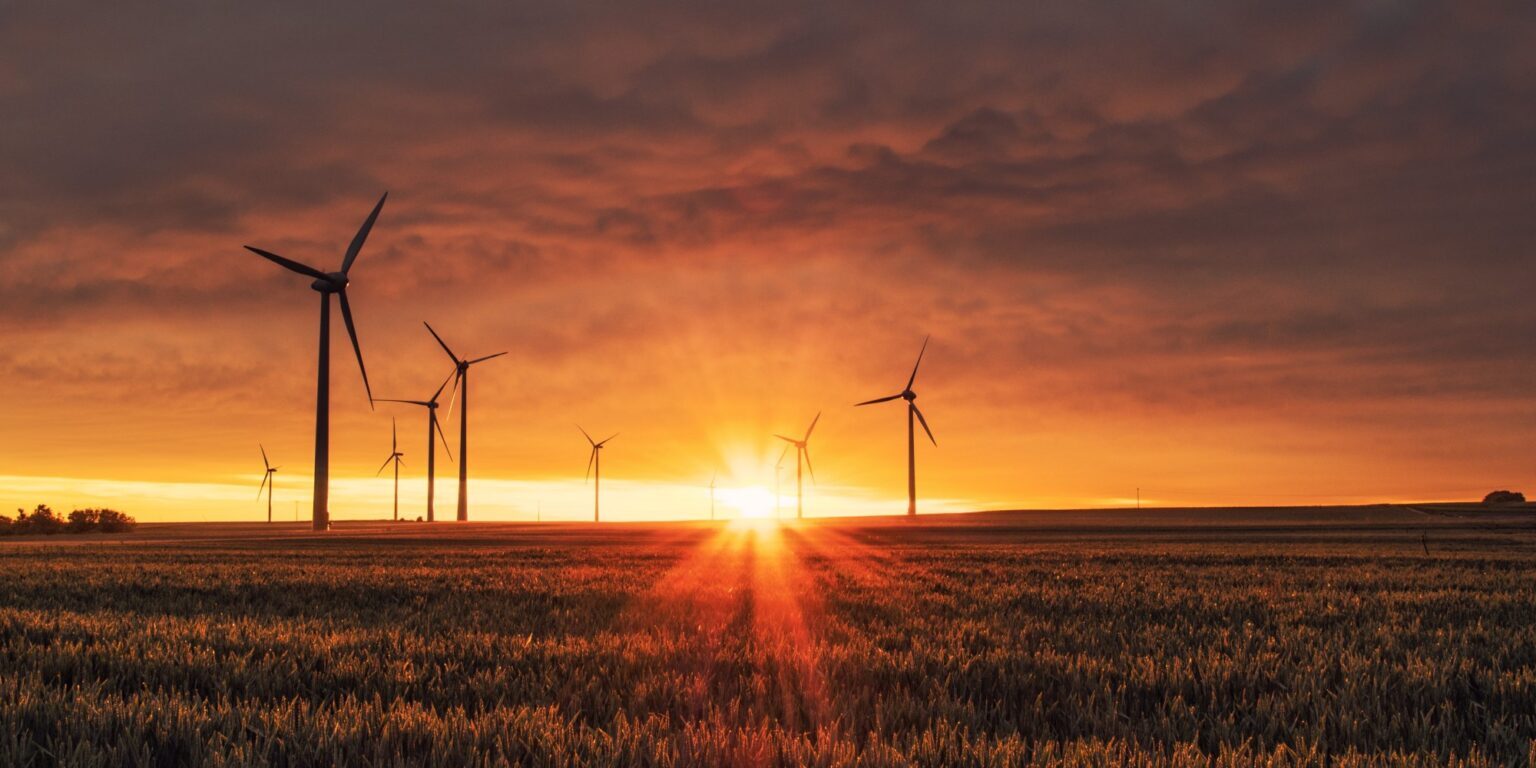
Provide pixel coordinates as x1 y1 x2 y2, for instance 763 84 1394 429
66 508 100 533
1482 490 1526 504
2 505 135 536
94 508 136 533
13 505 65 535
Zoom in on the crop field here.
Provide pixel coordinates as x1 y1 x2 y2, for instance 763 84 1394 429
1 505 1534 767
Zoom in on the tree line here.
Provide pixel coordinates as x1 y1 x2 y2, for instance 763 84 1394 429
0 505 136 535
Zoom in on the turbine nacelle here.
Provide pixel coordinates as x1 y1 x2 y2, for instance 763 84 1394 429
903 389 916 401
310 273 349 293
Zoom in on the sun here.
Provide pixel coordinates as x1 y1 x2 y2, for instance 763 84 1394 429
718 485 779 520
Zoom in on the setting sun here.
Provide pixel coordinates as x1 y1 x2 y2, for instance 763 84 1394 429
718 486 780 520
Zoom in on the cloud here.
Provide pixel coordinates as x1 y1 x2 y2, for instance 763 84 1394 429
3 0 1536 511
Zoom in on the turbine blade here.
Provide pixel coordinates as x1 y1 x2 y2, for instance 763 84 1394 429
260 443 270 470
244 246 329 281
599 433 619 446
774 434 797 444
338 289 373 406
341 192 387 274
391 417 397 452
804 411 821 441
376 455 393 476
375 399 430 406
433 412 454 461
577 424 595 446
912 403 936 446
423 322 460 363
441 368 462 426
431 367 455 402
468 351 507 365
258 472 268 498
906 335 930 391
855 393 903 406
803 446 816 484
778 443 791 465
585 447 596 482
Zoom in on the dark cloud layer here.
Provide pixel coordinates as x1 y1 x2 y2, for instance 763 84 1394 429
3 0 1535 503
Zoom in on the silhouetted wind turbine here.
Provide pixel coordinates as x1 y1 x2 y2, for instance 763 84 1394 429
709 471 717 521
257 445 279 523
376 369 455 521
377 418 406 521
245 193 384 531
856 336 936 516
775 412 820 520
580 426 617 522
425 322 506 521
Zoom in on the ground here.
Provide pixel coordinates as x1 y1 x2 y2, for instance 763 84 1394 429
1 505 1533 766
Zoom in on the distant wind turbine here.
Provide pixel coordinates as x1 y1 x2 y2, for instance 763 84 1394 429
856 336 936 516
245 193 384 531
425 322 506 521
709 471 717 521
775 412 820 520
257 445 279 523
579 426 617 522
376 418 406 522
376 368 455 521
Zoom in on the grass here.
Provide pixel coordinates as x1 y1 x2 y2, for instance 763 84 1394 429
1 505 1533 766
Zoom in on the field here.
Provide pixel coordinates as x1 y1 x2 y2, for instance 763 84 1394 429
1 505 1534 766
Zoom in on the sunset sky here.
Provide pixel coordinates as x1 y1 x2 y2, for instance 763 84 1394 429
3 2 1535 521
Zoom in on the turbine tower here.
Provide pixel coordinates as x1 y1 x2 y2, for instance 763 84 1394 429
579 426 618 522
425 322 506 521
245 193 383 531
376 418 406 521
856 336 936 516
774 412 820 520
257 445 279 523
376 368 455 521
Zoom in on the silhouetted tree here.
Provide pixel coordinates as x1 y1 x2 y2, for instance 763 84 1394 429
0 505 135 535
67 508 101 533
15 504 64 535
1482 490 1526 504
94 508 136 533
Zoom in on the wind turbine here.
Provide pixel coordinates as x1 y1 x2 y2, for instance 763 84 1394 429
856 336 936 516
257 445 279 523
245 193 384 531
376 369 455 521
774 412 820 520
579 426 618 522
376 418 406 521
424 322 506 521
709 471 717 521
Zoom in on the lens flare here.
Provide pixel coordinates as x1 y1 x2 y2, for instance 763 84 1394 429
718 485 778 519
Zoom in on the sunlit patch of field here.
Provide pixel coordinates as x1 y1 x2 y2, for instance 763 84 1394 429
0 506 1533 766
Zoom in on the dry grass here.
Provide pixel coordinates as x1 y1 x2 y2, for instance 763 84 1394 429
0 506 1532 766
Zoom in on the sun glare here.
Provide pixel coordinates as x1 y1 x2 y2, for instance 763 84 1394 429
719 485 779 520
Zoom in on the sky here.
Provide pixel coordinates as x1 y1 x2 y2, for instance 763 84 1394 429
3 1 1535 522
